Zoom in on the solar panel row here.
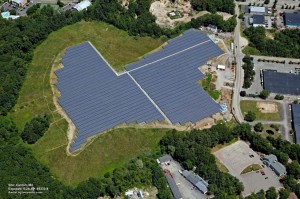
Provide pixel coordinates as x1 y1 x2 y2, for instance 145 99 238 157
128 38 222 123
56 29 223 151
56 42 164 151
263 70 300 95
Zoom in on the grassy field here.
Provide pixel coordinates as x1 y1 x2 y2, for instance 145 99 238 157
9 21 166 186
240 100 281 121
241 164 262 174
242 46 261 56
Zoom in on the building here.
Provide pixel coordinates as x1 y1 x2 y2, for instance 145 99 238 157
263 70 300 95
292 104 300 144
73 0 91 11
9 0 26 7
157 155 173 165
249 6 267 15
263 154 287 177
207 24 218 33
182 170 208 194
284 11 300 27
252 15 266 27
164 170 183 199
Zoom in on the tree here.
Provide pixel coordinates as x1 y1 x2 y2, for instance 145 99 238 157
279 189 290 199
245 111 256 122
254 122 264 132
275 94 284 100
287 160 300 179
266 187 278 199
57 0 64 7
10 9 17 15
260 89 270 99
264 0 270 4
240 91 246 97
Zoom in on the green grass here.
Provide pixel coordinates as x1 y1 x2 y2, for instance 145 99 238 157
200 73 220 100
241 164 262 174
240 100 281 121
31 127 168 186
242 46 261 56
9 21 166 186
260 124 281 139
40 4 60 11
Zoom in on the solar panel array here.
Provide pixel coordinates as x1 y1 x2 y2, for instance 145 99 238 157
263 70 300 95
292 104 300 144
56 42 164 151
127 29 222 123
56 29 223 151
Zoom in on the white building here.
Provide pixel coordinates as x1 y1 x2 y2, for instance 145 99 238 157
73 0 91 11
9 0 26 7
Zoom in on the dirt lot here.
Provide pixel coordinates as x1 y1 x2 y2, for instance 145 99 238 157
150 0 232 28
256 101 278 113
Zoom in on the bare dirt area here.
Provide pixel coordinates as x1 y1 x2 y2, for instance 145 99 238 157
150 0 208 28
256 102 278 113
50 50 77 155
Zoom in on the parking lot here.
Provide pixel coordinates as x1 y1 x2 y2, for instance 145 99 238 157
246 56 300 95
160 161 207 199
214 140 282 196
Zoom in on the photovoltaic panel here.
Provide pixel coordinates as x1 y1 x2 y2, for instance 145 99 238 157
292 104 300 144
56 42 164 151
263 70 300 95
56 29 224 151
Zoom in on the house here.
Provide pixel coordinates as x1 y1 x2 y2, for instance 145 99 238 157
292 104 300 144
164 170 183 199
73 0 91 11
9 0 26 7
182 170 208 194
249 6 267 15
157 154 173 165
263 154 287 177
252 15 266 27
284 11 300 28
207 24 218 33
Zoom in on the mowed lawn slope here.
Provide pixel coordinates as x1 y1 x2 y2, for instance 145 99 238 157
10 21 165 186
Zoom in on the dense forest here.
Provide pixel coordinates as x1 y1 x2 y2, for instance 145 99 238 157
242 55 255 88
191 0 235 14
244 27 300 58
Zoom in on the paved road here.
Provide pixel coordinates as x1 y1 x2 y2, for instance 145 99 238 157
232 3 245 123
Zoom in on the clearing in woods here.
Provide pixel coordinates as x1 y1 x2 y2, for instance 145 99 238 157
9 21 166 186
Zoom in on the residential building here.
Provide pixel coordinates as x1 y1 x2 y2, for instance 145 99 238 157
73 0 91 11
249 6 267 15
207 24 218 33
263 154 287 177
284 11 300 28
182 170 208 194
157 154 173 165
252 15 266 27
292 104 300 144
9 0 26 7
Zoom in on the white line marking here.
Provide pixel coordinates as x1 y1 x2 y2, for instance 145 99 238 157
127 72 172 124
125 40 211 74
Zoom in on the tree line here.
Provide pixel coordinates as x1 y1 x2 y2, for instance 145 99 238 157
244 27 300 58
191 0 235 14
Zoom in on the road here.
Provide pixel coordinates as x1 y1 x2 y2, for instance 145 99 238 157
232 3 245 123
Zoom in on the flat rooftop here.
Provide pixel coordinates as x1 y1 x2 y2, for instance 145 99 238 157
56 29 223 151
263 70 300 95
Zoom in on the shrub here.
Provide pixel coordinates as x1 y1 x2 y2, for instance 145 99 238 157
245 111 256 122
254 123 264 132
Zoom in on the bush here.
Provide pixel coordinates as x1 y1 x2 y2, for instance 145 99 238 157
260 90 270 99
270 124 280 131
245 111 256 122
10 9 17 15
254 123 264 132
240 91 246 97
275 94 284 100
